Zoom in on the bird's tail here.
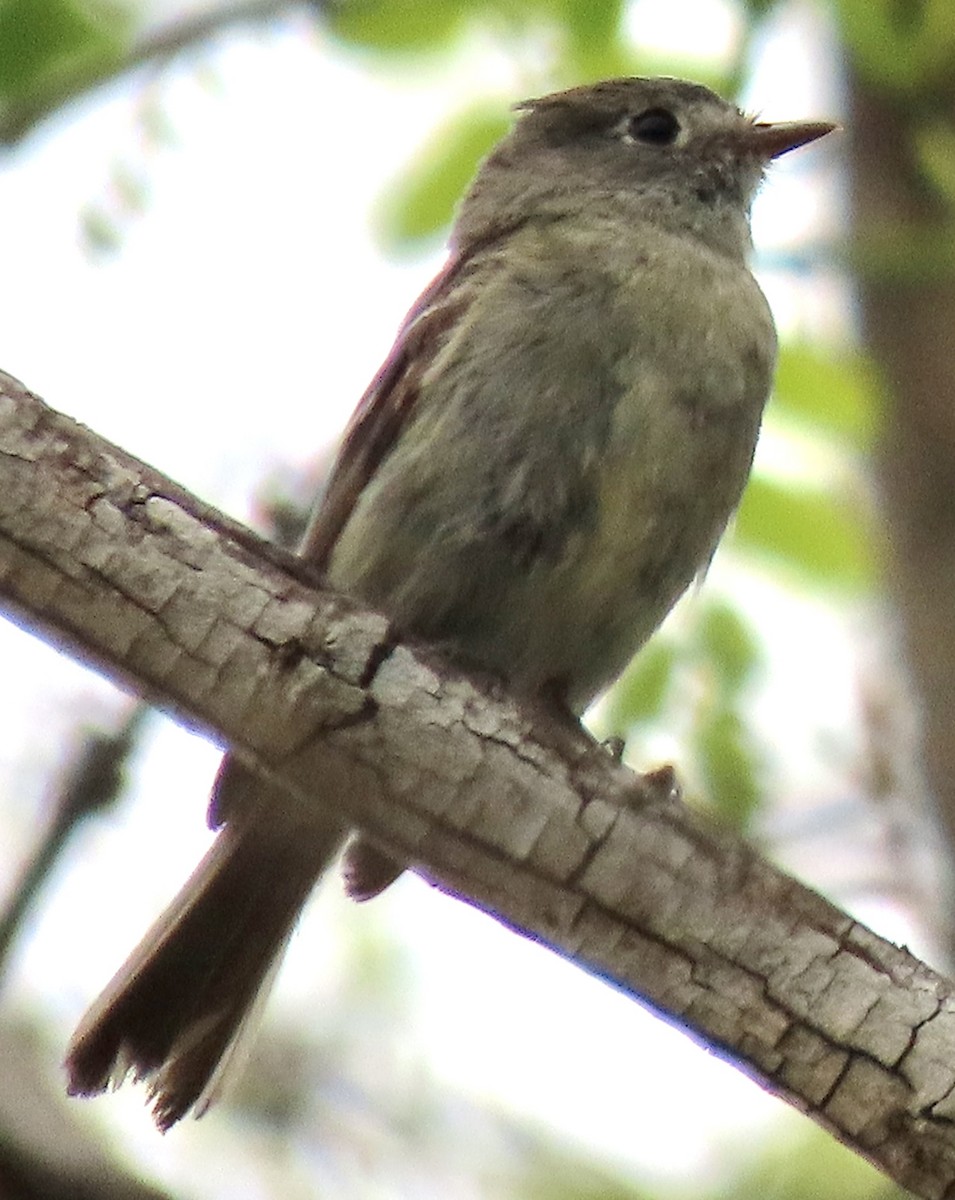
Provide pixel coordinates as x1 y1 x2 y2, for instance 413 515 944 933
65 771 345 1131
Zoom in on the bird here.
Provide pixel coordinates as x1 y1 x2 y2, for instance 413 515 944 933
65 76 835 1130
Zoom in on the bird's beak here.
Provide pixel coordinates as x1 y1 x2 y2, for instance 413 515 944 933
744 119 838 160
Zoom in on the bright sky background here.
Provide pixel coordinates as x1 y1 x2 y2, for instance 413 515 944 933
0 2 891 1196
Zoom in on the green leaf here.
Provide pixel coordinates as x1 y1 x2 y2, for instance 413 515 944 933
374 105 511 251
849 219 955 285
833 0 955 89
0 0 128 142
694 601 761 698
736 0 781 15
916 118 955 211
732 476 875 590
556 0 623 45
772 344 883 448
327 0 466 54
79 204 120 254
694 706 762 830
602 638 677 733
0 0 111 90
548 0 630 74
716 1124 892 1200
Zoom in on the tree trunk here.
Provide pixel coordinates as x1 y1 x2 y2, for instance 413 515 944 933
848 72 955 938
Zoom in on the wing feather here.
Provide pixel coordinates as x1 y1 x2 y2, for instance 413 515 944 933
301 255 475 568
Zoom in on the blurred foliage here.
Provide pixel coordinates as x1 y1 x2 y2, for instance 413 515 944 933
692 603 764 827
0 0 921 1197
0 0 128 142
226 949 907 1200
832 0 955 293
736 343 881 590
602 598 766 830
374 104 512 251
709 1124 907 1200
915 118 955 212
326 0 634 75
772 343 882 450
832 0 955 91
734 475 874 588
326 0 470 53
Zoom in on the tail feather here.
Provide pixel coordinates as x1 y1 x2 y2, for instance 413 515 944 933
65 794 345 1130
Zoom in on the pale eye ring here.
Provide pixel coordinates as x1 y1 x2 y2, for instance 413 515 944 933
627 107 681 146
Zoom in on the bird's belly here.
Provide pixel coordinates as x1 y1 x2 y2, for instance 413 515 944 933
401 391 761 714
489 471 748 708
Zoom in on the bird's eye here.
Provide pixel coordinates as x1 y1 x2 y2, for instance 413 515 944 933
627 108 681 146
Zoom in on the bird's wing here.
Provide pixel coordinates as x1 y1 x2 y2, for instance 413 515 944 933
300 253 477 569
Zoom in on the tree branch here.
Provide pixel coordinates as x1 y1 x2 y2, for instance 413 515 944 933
0 0 319 145
1 369 954 1199
125 0 316 73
